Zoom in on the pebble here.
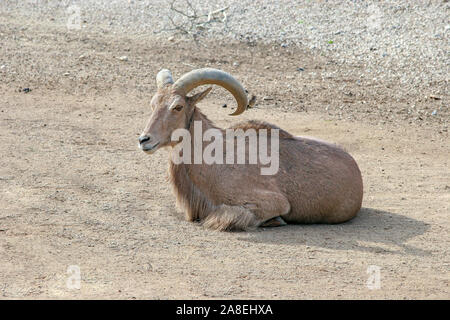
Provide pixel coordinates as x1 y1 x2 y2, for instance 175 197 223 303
118 56 128 61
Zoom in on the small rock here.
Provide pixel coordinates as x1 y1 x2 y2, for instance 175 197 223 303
118 56 128 61
296 67 305 71
0 65 5 70
63 72 70 76
233 62 240 67
248 95 256 108
22 88 31 93
168 36 175 42
280 43 288 48
143 263 153 271
262 96 273 101
431 110 437 116
222 104 227 108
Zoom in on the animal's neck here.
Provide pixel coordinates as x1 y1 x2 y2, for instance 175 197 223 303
186 107 219 132
168 107 217 221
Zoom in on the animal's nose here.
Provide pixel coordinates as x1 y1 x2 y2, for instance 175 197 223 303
139 135 150 144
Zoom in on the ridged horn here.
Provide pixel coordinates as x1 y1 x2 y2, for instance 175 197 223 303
156 69 174 88
173 68 248 116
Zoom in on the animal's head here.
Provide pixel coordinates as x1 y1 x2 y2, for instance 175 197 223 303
138 68 248 154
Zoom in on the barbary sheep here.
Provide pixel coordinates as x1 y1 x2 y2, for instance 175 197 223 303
138 68 363 231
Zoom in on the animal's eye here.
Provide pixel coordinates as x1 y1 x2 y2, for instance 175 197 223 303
173 105 183 111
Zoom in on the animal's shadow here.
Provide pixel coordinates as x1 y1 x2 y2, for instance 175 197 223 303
239 208 431 256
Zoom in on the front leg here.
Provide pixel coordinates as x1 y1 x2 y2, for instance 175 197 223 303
201 190 291 231
202 205 259 231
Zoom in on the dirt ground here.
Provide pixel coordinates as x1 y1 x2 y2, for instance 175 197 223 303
0 16 449 299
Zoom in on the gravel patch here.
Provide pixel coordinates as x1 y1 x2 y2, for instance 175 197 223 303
1 0 448 90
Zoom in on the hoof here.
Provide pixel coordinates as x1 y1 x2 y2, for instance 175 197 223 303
260 216 287 228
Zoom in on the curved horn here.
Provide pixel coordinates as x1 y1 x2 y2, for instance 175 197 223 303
173 68 248 116
156 69 174 89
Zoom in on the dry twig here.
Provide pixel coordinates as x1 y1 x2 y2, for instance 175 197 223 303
154 0 229 41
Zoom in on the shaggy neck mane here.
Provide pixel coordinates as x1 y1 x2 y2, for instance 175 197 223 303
168 107 217 222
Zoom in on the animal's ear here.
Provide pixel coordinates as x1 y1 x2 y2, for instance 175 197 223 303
187 87 212 105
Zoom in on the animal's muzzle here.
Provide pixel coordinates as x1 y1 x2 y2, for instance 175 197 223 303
139 135 150 144
138 135 160 153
